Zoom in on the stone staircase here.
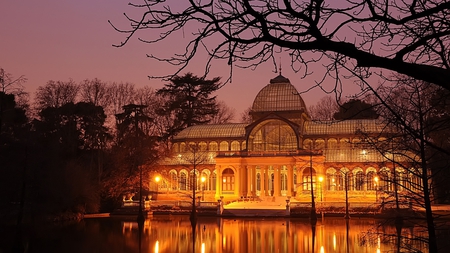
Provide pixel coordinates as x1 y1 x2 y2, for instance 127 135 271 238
221 196 289 217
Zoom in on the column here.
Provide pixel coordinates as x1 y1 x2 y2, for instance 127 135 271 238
216 166 222 199
274 166 280 196
262 166 267 196
247 166 253 196
288 165 293 197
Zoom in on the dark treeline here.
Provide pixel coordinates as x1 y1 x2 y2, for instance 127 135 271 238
0 70 230 222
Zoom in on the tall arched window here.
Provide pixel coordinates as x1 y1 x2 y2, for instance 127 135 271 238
220 141 229 151
231 141 240 151
302 167 316 190
366 171 376 191
355 171 365 191
169 170 178 190
209 141 218 151
211 171 217 191
269 173 275 196
222 168 235 191
256 173 261 192
379 169 390 192
179 171 187 191
248 119 298 151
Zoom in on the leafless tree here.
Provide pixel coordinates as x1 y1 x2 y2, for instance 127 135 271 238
308 95 338 120
356 75 450 253
107 82 137 119
79 78 110 108
111 0 450 91
34 80 79 111
240 106 253 124
209 100 236 124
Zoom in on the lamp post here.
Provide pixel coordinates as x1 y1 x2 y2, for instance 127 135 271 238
201 176 206 201
309 149 317 222
318 176 323 202
374 176 379 203
155 176 161 197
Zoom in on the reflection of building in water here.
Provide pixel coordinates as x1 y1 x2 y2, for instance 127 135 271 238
119 217 428 253
153 74 421 206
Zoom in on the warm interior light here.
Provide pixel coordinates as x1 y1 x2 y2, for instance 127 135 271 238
201 176 206 182
155 176 161 183
319 176 323 182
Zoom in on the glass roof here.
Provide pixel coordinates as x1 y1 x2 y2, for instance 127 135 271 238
252 74 307 113
323 148 386 162
161 151 217 165
304 119 386 135
173 119 387 141
173 123 247 140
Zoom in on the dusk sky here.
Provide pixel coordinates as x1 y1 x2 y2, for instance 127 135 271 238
1 1 361 118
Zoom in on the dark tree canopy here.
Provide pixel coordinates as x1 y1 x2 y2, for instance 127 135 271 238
156 73 221 139
333 99 378 120
111 0 450 91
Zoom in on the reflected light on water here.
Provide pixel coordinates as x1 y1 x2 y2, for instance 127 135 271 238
201 242 205 253
154 240 159 253
320 245 324 253
333 233 336 250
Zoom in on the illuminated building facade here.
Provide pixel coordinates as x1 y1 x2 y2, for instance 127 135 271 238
156 74 419 204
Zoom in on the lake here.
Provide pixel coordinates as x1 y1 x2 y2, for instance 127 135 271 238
1 215 435 252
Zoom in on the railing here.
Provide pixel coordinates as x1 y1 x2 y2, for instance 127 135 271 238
122 200 151 210
216 149 323 157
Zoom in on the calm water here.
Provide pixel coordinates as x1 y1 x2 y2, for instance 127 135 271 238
2 215 432 253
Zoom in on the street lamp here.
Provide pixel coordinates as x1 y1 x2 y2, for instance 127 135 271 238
155 176 161 196
318 176 324 202
374 176 379 203
201 176 206 201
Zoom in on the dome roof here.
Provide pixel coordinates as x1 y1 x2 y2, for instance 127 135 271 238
252 74 307 113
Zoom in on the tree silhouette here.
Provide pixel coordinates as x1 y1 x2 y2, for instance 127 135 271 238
111 1 450 90
156 73 221 140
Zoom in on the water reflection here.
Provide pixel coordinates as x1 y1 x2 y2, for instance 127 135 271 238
9 216 432 253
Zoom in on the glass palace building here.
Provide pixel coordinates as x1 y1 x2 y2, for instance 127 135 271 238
156 74 419 205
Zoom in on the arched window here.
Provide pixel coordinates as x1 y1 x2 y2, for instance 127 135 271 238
198 141 207 151
256 173 261 192
315 139 325 149
303 139 312 150
172 143 179 153
169 170 178 190
211 171 217 191
328 138 337 149
326 168 336 191
200 170 210 191
248 119 298 151
179 171 187 191
366 171 376 191
293 173 297 191
231 141 240 151
222 168 235 191
302 167 316 190
379 168 390 192
355 171 365 191
220 141 229 151
180 142 186 152
209 141 218 151
335 173 343 191
347 172 354 191
269 173 275 196
340 138 350 148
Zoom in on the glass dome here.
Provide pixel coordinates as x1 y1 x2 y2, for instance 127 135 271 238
251 74 307 113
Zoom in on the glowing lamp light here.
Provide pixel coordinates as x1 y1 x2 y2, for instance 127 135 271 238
201 176 206 183
155 176 161 183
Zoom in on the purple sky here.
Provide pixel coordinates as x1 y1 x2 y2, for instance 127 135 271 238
1 1 360 118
